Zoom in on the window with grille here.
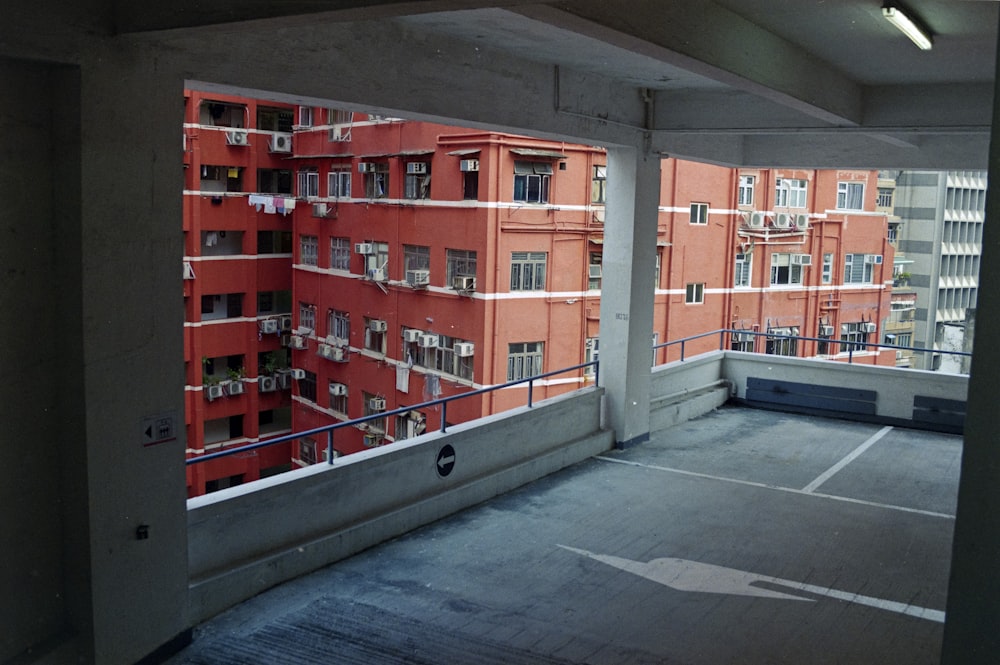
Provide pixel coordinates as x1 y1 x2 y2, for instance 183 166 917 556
328 169 351 198
840 322 870 353
298 303 315 332
446 249 477 284
297 168 319 198
510 251 547 291
844 253 874 284
327 309 349 341
330 237 351 271
507 342 543 381
513 161 551 203
299 235 318 266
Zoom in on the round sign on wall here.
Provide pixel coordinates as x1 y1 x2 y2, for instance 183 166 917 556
436 444 456 477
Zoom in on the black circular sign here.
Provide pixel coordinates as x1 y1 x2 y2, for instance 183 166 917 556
436 444 456 477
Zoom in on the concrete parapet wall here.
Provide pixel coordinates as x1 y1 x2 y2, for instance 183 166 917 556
187 387 612 622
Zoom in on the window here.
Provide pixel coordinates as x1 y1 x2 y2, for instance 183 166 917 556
328 169 351 198
328 381 348 415
584 338 599 377
364 317 386 354
592 165 607 203
513 161 551 203
738 175 755 206
888 223 899 243
298 437 317 465
685 282 705 304
462 168 479 200
257 290 290 314
654 250 661 289
446 249 477 284
840 322 871 353
507 342 543 381
258 230 292 254
404 163 431 199
770 253 803 286
297 168 319 198
822 253 834 284
690 203 708 225
844 253 874 284
775 178 807 208
327 309 350 342
403 244 430 274
298 302 315 332
395 410 427 441
817 324 832 355
510 251 547 291
330 237 351 271
257 168 292 194
731 331 755 353
734 253 751 287
363 242 389 279
298 106 313 127
363 165 389 199
426 334 474 381
837 182 865 210
588 252 602 290
299 235 318 266
299 371 317 403
766 327 798 357
892 332 912 348
256 106 293 133
362 392 387 437
877 187 894 208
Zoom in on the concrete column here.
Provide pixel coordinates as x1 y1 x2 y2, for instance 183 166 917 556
598 146 662 447
940 15 1000 664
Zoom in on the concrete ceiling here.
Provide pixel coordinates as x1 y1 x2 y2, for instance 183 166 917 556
70 1 1000 166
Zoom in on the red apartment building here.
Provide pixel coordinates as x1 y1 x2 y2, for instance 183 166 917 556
183 90 893 496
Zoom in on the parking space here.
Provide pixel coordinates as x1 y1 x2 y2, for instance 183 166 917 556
169 406 960 665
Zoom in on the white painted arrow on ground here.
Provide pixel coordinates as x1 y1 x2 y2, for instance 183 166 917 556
558 545 944 623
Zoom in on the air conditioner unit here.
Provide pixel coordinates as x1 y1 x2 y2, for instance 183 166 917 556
453 342 475 357
312 203 330 217
225 380 245 396
363 433 379 447
588 265 603 279
459 159 479 172
367 268 387 282
748 212 766 228
290 368 307 380
819 325 835 336
402 328 422 343
355 242 374 255
259 376 278 393
865 254 884 264
205 385 224 401
280 333 292 347
862 322 877 333
279 315 293 331
792 254 812 266
369 397 386 411
289 335 307 350
329 382 347 397
773 213 792 229
329 346 346 361
406 162 428 175
277 372 292 389
406 269 430 287
317 344 335 360
358 162 376 173
453 275 476 291
418 333 439 348
183 261 196 280
260 319 279 334
269 133 292 153
369 319 387 333
794 214 810 230
732 332 751 343
225 130 249 146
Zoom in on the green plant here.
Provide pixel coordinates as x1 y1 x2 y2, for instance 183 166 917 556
226 366 246 381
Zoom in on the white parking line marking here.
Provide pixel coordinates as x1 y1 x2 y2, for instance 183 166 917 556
801 426 893 493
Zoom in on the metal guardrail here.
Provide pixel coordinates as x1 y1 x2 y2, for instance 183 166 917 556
656 328 972 367
187 360 599 466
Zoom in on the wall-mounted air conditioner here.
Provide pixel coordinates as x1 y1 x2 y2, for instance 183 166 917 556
865 254 884 264
225 130 249 146
269 133 292 153
369 319 387 333
588 265 603 279
225 380 245 396
406 162 428 175
453 275 476 291
290 368 307 380
363 433 379 447
794 214 810 230
792 254 812 266
329 383 347 397
418 333 439 348
289 335 307 350
819 325 835 336
862 322 877 333
260 319 279 334
312 203 330 217
406 269 430 287
183 261 196 280
368 268 387 282
205 385 224 401
358 162 382 173
748 212 766 228
259 376 278 393
773 213 791 229
459 159 479 172
317 344 335 360
330 346 346 361
355 242 374 255
279 315 293 331
402 329 422 343
369 397 386 411
453 342 475 357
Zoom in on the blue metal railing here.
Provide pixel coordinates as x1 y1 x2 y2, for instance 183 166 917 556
655 328 972 367
187 360 599 466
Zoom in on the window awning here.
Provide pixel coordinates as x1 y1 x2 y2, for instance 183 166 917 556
447 148 482 156
510 148 567 159
397 149 435 157
285 153 354 159
513 160 553 175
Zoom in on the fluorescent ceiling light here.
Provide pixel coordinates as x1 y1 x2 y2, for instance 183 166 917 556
882 2 933 50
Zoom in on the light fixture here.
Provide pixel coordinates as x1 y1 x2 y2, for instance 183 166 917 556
882 2 933 50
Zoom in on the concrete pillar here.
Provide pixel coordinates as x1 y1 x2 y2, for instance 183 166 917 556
598 146 662 447
940 14 1000 664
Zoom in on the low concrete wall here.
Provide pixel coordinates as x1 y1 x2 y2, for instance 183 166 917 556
187 387 613 622
650 353 731 430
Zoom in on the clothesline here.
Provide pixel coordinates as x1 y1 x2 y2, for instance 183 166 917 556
247 194 297 215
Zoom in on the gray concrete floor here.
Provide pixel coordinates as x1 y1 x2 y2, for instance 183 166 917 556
167 406 961 664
